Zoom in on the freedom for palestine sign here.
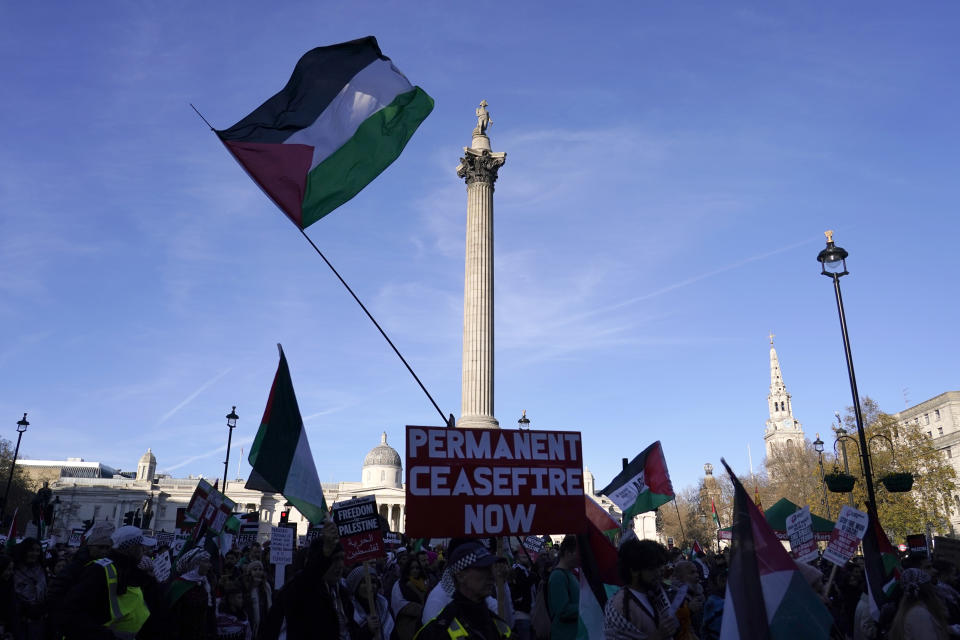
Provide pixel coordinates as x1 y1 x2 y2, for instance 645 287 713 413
404 425 585 537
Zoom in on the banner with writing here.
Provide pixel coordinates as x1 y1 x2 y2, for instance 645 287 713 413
185 479 237 534
332 496 385 563
404 425 585 537
270 526 295 566
823 505 869 566
785 505 818 563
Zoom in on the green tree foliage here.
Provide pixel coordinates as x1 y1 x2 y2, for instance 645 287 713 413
657 484 722 551
753 397 957 543
0 435 33 530
835 397 957 542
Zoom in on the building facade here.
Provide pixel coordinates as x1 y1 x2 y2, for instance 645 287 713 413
30 433 409 543
892 391 960 531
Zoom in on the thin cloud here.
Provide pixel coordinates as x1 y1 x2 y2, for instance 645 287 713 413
157 367 232 425
163 434 253 472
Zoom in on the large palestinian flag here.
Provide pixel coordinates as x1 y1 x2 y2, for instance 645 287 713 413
719 459 831 640
216 37 434 229
246 345 327 523
599 441 674 520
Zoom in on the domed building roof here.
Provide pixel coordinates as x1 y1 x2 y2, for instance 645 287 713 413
139 448 156 464
363 432 401 468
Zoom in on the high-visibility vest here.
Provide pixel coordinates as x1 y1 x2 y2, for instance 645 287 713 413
92 558 151 638
416 613 512 640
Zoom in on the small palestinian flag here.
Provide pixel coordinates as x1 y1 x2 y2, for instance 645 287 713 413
216 37 433 229
712 498 721 527
599 441 674 520
246 345 327 523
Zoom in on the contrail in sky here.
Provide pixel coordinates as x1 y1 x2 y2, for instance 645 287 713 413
157 367 232 425
564 235 821 326
164 434 253 472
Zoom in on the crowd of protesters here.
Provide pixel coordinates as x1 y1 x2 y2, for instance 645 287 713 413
2 520 960 640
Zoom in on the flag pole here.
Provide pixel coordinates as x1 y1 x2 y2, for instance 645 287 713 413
295 228 450 427
673 499 687 549
189 105 452 428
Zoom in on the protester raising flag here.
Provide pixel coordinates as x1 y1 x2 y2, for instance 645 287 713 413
719 458 831 640
599 441 674 520
214 37 433 229
246 346 327 523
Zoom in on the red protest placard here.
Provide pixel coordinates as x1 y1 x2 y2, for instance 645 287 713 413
332 496 385 563
823 505 869 566
404 425 585 538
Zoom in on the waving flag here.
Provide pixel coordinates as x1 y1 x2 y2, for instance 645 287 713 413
599 441 674 520
719 459 831 640
712 498 721 527
246 346 327 523
217 37 433 228
578 496 624 639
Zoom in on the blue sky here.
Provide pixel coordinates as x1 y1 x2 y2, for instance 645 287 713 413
1 2 957 495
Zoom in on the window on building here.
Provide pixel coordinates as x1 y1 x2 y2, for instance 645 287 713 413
947 447 952 459
939 427 944 436
936 410 942 420
928 431 933 438
925 414 930 425
381 470 385 482
915 418 920 425
955 495 960 511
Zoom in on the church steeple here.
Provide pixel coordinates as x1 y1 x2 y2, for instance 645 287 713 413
764 334 805 459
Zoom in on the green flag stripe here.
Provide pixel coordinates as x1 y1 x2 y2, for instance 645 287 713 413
622 491 673 520
300 86 433 227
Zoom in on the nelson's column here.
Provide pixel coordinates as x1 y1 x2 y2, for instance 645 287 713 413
456 101 506 429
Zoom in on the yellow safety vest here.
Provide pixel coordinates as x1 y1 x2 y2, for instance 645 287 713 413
93 558 151 638
415 613 512 640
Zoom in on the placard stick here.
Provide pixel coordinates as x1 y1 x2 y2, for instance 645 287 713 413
496 538 507 620
274 564 284 590
822 564 839 598
364 560 382 640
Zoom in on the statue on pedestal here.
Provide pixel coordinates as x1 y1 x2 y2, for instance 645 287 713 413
474 100 491 136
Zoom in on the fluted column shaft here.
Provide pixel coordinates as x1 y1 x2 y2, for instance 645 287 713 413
456 140 505 429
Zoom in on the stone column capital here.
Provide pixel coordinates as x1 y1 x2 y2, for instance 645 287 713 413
457 148 506 186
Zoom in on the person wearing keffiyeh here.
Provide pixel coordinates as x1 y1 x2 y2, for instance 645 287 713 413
888 568 949 640
166 547 216 639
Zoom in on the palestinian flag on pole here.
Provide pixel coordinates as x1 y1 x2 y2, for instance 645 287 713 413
719 458 831 640
578 496 624 640
712 498 721 527
863 514 901 616
599 441 674 520
246 345 327 523
216 37 433 229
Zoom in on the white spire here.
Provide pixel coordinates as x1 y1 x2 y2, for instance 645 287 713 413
764 334 804 460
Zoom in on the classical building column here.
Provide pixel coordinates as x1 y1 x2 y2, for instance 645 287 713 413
457 101 506 430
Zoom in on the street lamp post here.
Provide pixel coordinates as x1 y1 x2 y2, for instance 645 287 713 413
223 406 239 499
517 410 530 430
1 413 29 524
813 434 829 518
817 231 879 526
834 411 855 507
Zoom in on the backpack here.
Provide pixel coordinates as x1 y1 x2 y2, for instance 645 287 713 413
530 579 552 640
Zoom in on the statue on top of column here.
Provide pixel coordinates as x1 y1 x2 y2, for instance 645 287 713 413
474 100 491 136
